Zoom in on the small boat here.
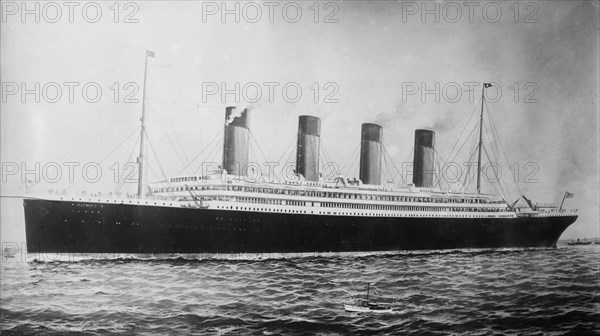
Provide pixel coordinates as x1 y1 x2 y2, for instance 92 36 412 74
344 283 394 313
567 239 592 246
344 300 394 313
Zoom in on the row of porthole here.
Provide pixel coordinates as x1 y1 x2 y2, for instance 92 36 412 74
215 217 261 223
72 210 101 214
217 206 309 214
69 198 506 216
216 206 511 218
63 219 103 223
70 199 173 207
217 206 489 217
70 205 507 220
215 203 507 216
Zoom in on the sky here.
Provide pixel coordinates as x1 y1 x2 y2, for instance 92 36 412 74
1 0 599 242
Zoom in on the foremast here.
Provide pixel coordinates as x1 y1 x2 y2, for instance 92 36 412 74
137 50 154 198
476 83 492 194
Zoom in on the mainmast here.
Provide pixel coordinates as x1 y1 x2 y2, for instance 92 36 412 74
476 83 491 194
138 50 154 198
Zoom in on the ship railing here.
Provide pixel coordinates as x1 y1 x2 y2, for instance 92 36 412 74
537 208 578 214
519 208 578 216
48 189 180 202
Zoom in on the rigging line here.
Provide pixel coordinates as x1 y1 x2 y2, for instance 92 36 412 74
280 140 297 182
481 107 502 170
482 109 510 200
461 147 478 190
446 121 480 169
381 152 389 184
467 123 480 175
248 138 261 176
350 145 362 177
192 137 220 176
402 146 414 167
480 102 511 200
65 129 139 192
114 136 140 194
322 141 335 165
318 138 335 168
382 150 395 185
145 98 225 110
459 119 481 178
143 155 160 185
180 132 221 175
438 153 458 191
490 114 516 199
147 105 193 175
482 144 508 201
385 155 397 186
210 136 225 165
146 135 171 185
249 131 270 164
267 109 293 160
64 104 140 163
143 154 171 199
64 67 144 161
204 136 224 170
432 147 450 190
346 149 359 178
382 145 408 186
319 137 335 166
317 141 327 173
395 147 414 187
436 147 453 190
276 135 297 165
284 138 297 165
251 136 270 181
318 141 329 174
146 82 195 164
485 100 522 198
171 129 192 169
481 140 507 199
317 140 325 168
469 119 480 158
312 138 319 178
339 144 361 175
444 98 481 164
69 69 147 164
343 145 360 177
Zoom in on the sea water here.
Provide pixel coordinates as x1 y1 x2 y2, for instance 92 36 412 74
1 246 598 335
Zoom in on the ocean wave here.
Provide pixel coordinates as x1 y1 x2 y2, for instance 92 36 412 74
1 246 598 335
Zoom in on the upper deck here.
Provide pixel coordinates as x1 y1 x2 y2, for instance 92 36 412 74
33 172 577 219
149 172 505 205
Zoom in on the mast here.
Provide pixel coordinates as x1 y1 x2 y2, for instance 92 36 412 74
559 191 568 211
476 83 488 194
138 50 152 198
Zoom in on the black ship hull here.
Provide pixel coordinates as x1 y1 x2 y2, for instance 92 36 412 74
24 198 577 254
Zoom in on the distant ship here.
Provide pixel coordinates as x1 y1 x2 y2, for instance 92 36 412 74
23 52 578 255
344 283 394 313
567 240 592 246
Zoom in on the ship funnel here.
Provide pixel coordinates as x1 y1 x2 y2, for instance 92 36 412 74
413 129 435 188
222 106 250 176
359 123 383 185
295 115 321 182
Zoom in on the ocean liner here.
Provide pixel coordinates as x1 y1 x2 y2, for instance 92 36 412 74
23 53 578 256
